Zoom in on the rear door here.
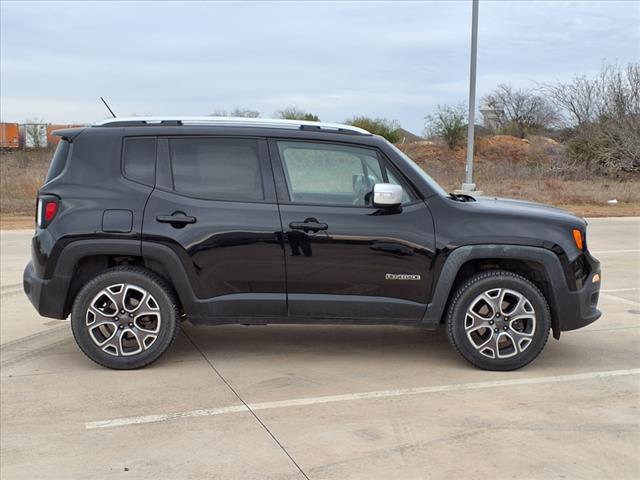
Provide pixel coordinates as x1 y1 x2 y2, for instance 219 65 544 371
269 139 436 323
142 136 286 321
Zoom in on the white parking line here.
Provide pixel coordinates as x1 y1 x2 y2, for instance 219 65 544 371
86 368 640 430
600 288 639 293
591 249 640 254
600 293 640 307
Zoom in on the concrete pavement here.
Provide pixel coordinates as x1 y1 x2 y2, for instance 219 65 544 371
1 218 639 479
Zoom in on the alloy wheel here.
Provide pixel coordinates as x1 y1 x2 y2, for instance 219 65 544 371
464 288 537 359
85 283 162 357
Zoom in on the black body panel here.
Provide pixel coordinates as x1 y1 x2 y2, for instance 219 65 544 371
276 202 435 322
142 136 286 319
23 122 601 337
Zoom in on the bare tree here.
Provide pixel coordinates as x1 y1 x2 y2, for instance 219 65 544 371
600 62 640 120
549 62 640 173
541 62 640 126
24 118 47 149
482 84 559 137
540 75 600 126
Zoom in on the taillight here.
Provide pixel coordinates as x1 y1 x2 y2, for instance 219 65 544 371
36 195 59 228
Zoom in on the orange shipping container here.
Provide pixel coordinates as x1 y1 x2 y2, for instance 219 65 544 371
0 123 20 149
47 124 83 146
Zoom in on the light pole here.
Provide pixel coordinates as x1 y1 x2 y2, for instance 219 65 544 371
462 0 479 192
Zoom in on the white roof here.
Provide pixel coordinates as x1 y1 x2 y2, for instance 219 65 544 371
92 116 371 134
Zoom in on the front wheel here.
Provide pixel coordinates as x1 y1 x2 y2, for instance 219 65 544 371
71 267 179 369
446 270 551 371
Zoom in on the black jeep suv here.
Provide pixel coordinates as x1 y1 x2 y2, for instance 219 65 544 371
23 117 601 370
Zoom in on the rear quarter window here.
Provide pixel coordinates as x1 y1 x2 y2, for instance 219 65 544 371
123 137 157 185
45 139 70 183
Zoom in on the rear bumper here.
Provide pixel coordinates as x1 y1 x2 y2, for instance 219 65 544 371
556 254 601 333
23 261 69 319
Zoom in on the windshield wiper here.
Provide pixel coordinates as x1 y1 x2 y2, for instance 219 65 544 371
448 192 476 202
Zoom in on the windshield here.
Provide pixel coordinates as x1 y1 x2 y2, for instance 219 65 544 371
386 142 448 197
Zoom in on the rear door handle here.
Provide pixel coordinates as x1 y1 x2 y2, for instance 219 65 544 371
289 220 328 232
156 212 197 226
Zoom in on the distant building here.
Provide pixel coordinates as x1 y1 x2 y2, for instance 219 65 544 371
480 101 504 130
394 128 423 144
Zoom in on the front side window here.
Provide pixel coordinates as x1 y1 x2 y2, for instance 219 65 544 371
277 141 416 206
169 138 264 201
387 141 447 198
386 167 414 205
277 141 384 206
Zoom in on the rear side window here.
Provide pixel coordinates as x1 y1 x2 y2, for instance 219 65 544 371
169 138 264 201
123 137 157 185
45 139 70 183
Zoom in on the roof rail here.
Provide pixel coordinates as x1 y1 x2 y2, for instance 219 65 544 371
92 116 371 135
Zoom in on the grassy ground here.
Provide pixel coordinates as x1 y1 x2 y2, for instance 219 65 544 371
1 137 638 229
399 136 640 215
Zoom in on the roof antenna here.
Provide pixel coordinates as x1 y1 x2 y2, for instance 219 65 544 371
100 97 117 118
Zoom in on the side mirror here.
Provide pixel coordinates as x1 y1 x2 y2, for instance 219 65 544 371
373 183 403 208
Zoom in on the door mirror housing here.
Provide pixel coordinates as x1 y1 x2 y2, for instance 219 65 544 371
373 183 403 208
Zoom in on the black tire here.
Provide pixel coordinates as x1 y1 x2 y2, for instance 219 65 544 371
446 270 551 371
71 267 179 369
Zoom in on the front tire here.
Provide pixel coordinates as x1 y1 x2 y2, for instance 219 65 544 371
71 267 179 369
446 270 551 371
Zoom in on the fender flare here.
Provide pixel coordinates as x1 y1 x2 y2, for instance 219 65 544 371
421 244 567 337
53 239 199 316
53 239 142 278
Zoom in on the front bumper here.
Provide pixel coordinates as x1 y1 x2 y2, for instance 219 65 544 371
23 261 69 319
555 253 601 333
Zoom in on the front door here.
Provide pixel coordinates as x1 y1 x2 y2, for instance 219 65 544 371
269 139 436 323
142 136 286 321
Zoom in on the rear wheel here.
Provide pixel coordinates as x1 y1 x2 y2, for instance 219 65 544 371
446 270 551 371
71 267 179 369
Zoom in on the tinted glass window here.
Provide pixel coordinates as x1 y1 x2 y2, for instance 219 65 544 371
387 141 447 197
123 138 156 185
386 167 414 204
277 141 383 206
45 139 70 183
169 138 263 201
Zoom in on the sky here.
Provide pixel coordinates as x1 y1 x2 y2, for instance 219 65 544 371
1 0 638 133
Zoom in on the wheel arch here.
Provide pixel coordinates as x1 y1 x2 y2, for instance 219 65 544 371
55 239 193 318
422 245 568 339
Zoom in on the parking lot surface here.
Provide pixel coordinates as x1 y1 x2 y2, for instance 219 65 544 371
1 217 639 479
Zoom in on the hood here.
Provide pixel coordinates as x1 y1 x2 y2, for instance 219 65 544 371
431 194 588 261
471 196 586 228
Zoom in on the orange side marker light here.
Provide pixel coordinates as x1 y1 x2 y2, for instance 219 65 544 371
572 229 583 250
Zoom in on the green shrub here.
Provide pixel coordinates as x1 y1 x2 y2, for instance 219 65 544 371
344 117 401 142
276 107 320 121
425 104 467 149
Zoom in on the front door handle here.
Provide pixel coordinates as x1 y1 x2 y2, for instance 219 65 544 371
156 212 197 227
289 219 328 232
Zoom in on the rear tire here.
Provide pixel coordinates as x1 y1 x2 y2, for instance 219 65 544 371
71 267 179 369
446 270 551 371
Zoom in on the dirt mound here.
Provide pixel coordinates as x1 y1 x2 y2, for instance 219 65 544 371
475 135 532 163
399 135 562 165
